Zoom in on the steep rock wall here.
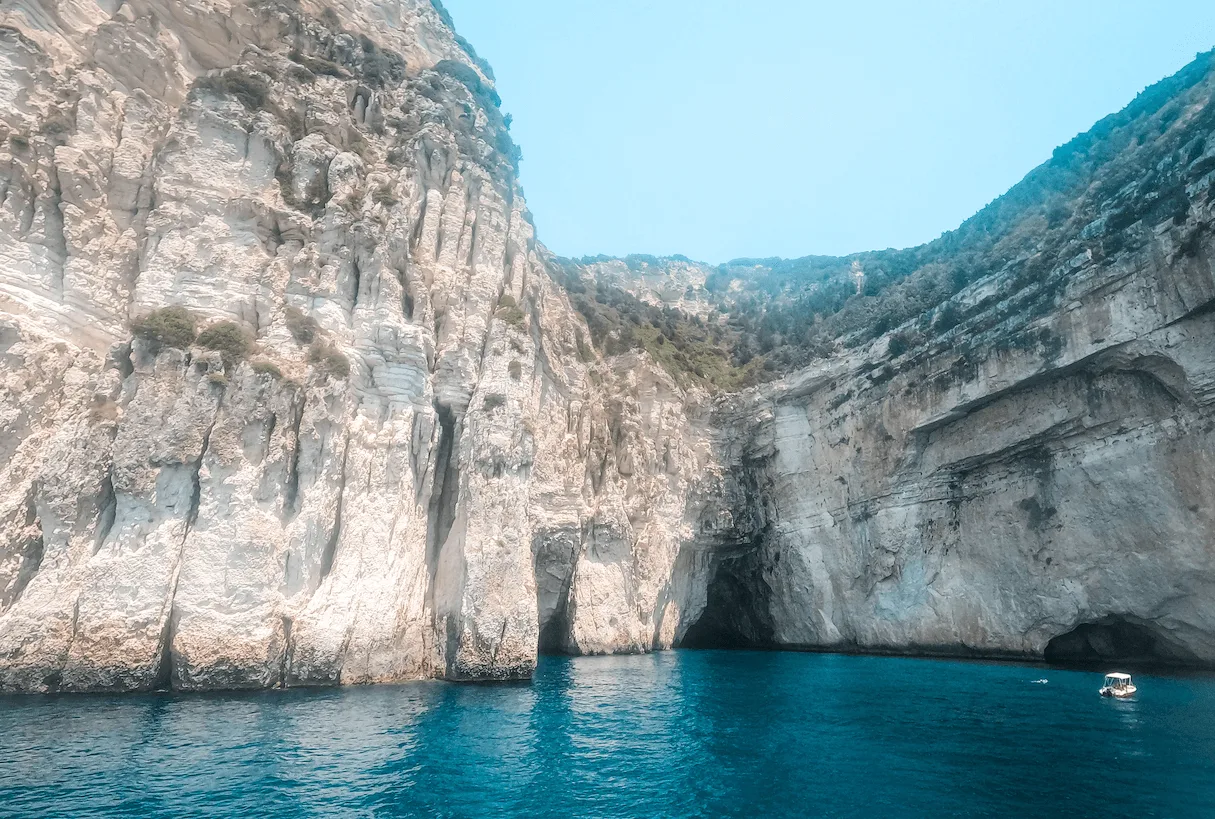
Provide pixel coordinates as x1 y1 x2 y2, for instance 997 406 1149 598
720 166 1215 665
0 0 725 691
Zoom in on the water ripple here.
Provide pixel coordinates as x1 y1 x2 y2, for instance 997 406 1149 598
3 651 1214 818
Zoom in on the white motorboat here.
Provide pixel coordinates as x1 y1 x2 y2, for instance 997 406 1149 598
1099 672 1137 699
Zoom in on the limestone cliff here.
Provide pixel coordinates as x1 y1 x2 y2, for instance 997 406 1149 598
0 0 727 692
697 215 1215 664
1 0 1214 693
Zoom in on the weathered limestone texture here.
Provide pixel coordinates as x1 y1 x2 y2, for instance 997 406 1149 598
0 0 719 691
696 174 1215 666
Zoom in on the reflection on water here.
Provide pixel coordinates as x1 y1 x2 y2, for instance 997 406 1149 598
3 651 1215 818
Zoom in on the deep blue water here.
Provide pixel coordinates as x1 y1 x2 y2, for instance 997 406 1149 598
2 651 1214 818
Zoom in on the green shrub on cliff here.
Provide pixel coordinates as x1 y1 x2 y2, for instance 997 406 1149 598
308 341 351 379
288 49 348 79
132 306 197 349
887 330 912 358
496 294 525 328
198 321 253 368
250 358 284 379
428 0 496 81
933 303 962 334
285 306 319 344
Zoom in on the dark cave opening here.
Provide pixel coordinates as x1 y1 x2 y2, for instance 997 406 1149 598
678 548 774 650
537 603 570 655
533 530 578 656
1044 617 1198 667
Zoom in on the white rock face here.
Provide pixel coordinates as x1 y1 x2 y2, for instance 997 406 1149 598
0 0 723 691
699 195 1215 666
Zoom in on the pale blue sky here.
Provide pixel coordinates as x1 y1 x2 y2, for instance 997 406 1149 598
441 1 1215 264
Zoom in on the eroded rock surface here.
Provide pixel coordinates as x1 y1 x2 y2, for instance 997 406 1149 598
0 0 724 691
739 230 1215 664
682 79 1215 664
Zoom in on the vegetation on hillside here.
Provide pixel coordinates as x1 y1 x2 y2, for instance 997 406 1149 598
192 71 271 111
549 260 767 391
308 341 351 379
555 49 1215 391
428 0 498 82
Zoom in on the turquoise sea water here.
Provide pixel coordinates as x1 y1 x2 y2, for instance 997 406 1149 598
2 650 1214 818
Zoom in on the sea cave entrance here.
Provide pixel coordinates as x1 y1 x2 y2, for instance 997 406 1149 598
678 549 774 649
1043 616 1198 666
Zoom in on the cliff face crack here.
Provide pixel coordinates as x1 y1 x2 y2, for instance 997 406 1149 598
45 597 82 692
45 163 67 299
282 395 306 519
399 264 416 320
151 600 176 691
17 176 35 236
184 404 220 538
262 408 278 459
157 394 221 690
319 434 351 582
93 470 117 554
466 210 479 269
114 343 135 379
350 254 362 315
424 403 459 605
2 486 45 611
278 615 293 687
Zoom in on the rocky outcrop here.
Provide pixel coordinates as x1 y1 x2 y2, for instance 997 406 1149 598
562 56 1215 670
0 0 728 692
2 0 1215 692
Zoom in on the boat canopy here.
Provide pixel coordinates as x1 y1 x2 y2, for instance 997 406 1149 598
1105 673 1132 681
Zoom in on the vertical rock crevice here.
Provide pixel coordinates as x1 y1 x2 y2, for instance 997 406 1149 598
278 615 293 687
350 254 362 315
45 162 67 299
318 436 351 582
423 402 466 679
1 488 45 611
424 403 459 598
151 603 177 691
157 392 221 691
281 396 306 520
92 470 117 554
